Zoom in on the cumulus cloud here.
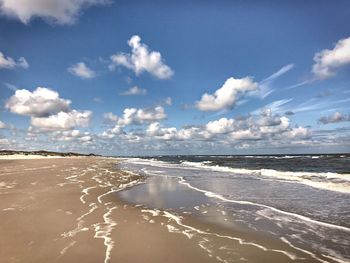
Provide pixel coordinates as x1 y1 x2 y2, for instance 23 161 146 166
141 110 309 144
0 138 10 145
284 127 310 139
206 118 235 134
5 87 71 117
68 62 96 79
100 106 167 138
31 110 92 131
120 86 147 96
146 122 202 141
0 0 109 25
0 51 28 69
5 87 92 131
109 35 174 79
103 112 119 123
54 129 92 142
119 106 167 126
196 76 258 111
318 112 350 124
312 37 350 79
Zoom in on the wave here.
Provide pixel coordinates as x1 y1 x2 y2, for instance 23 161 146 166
178 177 350 233
120 158 350 194
180 161 350 194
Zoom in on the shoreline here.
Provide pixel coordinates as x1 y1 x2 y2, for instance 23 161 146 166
0 157 218 262
0 156 331 262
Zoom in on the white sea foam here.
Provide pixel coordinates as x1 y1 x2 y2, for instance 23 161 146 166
141 209 161 217
93 206 118 263
97 179 143 204
280 237 334 263
178 177 350 233
179 161 350 194
123 158 350 194
60 241 77 255
162 210 298 260
80 186 97 204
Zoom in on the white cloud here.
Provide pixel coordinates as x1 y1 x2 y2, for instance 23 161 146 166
111 106 167 126
284 127 310 139
5 87 71 117
146 122 176 138
164 97 172 106
196 76 258 111
103 112 118 123
120 86 147 96
257 109 283 126
0 0 109 25
31 110 92 131
68 62 96 79
142 110 308 144
5 87 92 131
100 106 167 139
145 122 201 141
0 51 28 69
0 138 10 145
93 97 103 103
312 37 350 79
109 35 173 79
99 125 123 139
259 116 289 134
0 120 6 129
318 112 350 124
206 118 235 134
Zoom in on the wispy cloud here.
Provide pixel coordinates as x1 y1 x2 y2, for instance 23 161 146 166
3 82 18 91
257 64 295 98
284 80 309 90
261 64 295 84
93 97 103 103
68 62 96 79
252 98 294 115
283 97 350 115
120 86 147 96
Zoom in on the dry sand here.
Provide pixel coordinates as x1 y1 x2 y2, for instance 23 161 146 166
0 157 318 262
0 154 64 160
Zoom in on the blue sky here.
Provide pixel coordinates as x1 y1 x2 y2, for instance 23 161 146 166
1 0 350 155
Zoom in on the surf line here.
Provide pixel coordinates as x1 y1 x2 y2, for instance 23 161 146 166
178 177 350 233
160 210 298 261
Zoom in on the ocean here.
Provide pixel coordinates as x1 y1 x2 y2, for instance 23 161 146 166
117 154 350 262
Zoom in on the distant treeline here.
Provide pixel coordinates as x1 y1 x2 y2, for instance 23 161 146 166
0 150 100 157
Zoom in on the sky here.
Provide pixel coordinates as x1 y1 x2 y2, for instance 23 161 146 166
0 0 350 155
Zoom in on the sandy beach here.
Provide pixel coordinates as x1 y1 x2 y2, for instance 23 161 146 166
0 156 335 262
0 157 217 262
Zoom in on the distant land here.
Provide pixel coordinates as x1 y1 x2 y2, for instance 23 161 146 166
0 150 100 157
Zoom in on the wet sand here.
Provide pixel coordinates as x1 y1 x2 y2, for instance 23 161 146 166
0 157 321 262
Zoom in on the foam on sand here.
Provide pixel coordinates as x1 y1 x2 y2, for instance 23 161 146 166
93 206 118 263
160 210 299 261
